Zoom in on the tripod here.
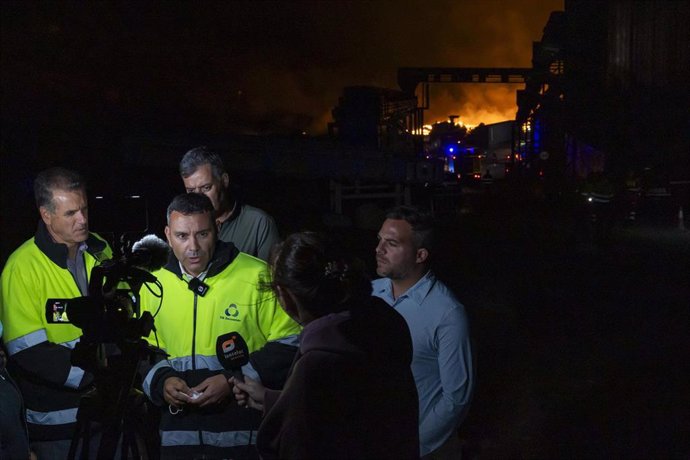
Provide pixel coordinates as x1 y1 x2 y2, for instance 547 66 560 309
68 339 157 460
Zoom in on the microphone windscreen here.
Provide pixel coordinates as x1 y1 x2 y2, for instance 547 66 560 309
130 234 169 272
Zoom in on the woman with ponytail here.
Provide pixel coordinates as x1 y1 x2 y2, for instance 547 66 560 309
232 232 419 460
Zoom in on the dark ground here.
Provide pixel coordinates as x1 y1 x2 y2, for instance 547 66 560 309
436 187 690 459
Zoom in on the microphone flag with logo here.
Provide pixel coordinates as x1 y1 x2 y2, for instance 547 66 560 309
216 332 249 382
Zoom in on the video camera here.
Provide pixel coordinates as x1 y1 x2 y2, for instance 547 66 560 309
44 235 168 369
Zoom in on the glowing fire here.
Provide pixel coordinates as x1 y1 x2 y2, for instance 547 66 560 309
415 119 476 136
419 84 522 131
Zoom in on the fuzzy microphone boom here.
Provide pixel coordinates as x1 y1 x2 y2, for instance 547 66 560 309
129 234 170 272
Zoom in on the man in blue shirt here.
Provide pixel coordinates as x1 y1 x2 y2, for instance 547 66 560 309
372 206 474 459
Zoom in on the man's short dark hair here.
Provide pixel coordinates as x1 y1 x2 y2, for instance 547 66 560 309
179 146 226 181
385 205 435 252
34 167 86 213
166 193 216 225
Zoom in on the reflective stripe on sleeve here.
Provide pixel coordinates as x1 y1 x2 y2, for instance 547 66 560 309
62 337 80 349
143 359 173 398
5 329 48 355
62 337 84 388
167 355 223 372
64 366 85 389
272 334 300 347
161 430 255 447
26 407 78 426
240 362 260 382
169 355 262 383
143 355 225 398
6 330 80 356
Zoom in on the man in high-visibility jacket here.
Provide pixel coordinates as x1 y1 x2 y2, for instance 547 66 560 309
141 192 300 460
0 167 112 459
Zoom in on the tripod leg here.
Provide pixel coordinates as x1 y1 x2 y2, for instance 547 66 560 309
122 428 141 460
66 418 92 460
96 424 121 460
80 421 91 460
67 420 82 460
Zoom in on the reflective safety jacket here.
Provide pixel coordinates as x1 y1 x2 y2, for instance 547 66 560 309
141 241 301 460
0 221 111 441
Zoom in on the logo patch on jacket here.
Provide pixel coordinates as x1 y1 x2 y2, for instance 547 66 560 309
221 304 240 321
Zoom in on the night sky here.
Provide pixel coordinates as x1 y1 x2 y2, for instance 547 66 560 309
1 1 563 136
1 0 563 262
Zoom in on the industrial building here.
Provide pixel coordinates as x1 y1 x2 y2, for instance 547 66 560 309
516 0 690 193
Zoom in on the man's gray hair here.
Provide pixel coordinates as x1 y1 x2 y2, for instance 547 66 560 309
179 146 226 181
34 167 86 213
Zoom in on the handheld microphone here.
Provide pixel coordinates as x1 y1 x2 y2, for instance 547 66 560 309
216 332 249 382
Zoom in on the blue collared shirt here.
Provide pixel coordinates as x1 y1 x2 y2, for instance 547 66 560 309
372 271 474 456
66 241 89 295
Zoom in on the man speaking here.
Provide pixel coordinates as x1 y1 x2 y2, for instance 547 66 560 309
140 193 300 460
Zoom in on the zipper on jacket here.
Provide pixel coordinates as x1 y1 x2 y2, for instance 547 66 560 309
192 293 198 371
191 291 206 447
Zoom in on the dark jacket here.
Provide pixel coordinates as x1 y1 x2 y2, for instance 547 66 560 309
1 346 31 460
257 297 420 460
